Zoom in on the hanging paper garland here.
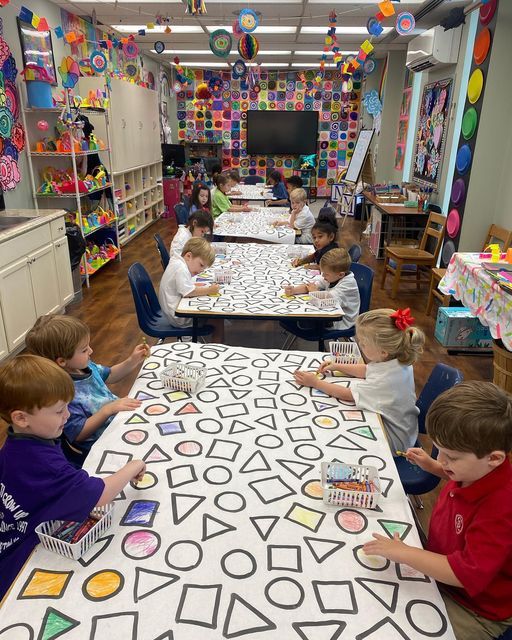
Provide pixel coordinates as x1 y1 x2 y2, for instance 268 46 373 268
186 0 207 15
209 29 232 58
239 9 259 34
396 12 415 36
123 41 139 59
90 50 107 74
238 33 259 61
367 17 384 37
58 56 80 89
232 59 246 79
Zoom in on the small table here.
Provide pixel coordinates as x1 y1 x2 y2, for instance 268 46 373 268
214 208 295 244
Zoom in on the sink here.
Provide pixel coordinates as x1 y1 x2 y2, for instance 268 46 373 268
0 216 33 230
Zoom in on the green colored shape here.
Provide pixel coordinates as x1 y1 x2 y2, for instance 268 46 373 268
126 413 148 425
351 426 376 440
378 519 412 540
39 607 80 640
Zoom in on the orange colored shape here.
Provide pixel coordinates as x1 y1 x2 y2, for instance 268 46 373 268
83 570 123 600
20 569 72 598
473 27 491 65
145 403 169 415
378 0 395 17
175 402 200 415
65 32 77 43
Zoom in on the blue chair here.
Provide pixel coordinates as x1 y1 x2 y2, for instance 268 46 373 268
394 363 464 505
174 203 189 225
243 176 264 185
280 262 374 351
154 233 170 271
497 629 512 640
348 243 362 263
127 263 213 343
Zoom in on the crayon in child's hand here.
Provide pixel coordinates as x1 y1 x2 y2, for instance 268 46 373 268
141 336 149 359
395 450 407 458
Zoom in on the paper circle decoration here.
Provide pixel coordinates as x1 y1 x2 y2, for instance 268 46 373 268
154 41 165 54
367 17 384 37
363 58 376 75
447 209 461 238
396 12 415 36
461 107 478 140
467 68 484 104
210 29 232 58
451 178 466 206
239 9 259 34
123 41 139 59
232 59 247 79
442 240 456 267
90 50 107 74
456 144 472 175
473 27 491 65
125 62 138 78
480 0 497 25
238 33 259 61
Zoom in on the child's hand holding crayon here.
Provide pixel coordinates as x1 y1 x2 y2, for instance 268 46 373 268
293 369 320 388
131 341 150 364
283 284 295 296
207 283 221 295
317 360 335 375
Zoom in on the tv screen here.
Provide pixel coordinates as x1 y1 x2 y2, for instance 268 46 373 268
246 111 318 155
162 143 185 167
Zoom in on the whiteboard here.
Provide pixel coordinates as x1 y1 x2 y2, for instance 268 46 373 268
344 129 374 184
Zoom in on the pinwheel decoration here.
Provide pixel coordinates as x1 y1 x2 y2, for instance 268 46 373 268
58 56 80 89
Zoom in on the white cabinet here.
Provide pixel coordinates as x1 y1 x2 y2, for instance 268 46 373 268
29 243 61 316
0 256 37 351
53 238 74 305
0 306 7 361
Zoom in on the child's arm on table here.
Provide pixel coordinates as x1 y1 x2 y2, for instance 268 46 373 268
109 342 151 383
291 253 314 267
318 361 367 378
75 397 143 442
283 282 319 296
97 460 146 506
185 283 220 297
363 533 463 587
293 370 354 402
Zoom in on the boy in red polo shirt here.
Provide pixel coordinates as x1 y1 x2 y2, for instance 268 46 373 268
364 381 512 640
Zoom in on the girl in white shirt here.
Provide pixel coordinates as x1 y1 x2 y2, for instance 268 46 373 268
294 308 425 454
170 210 214 255
273 188 314 244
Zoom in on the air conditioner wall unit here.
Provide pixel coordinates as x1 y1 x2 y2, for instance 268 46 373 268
406 25 462 72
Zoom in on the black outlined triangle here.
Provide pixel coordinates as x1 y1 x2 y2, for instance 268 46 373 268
304 537 346 564
277 459 315 480
139 371 158 380
134 390 157 401
229 420 255 435
37 607 80 639
285 380 304 392
153 633 174 640
229 389 252 400
202 513 236 541
312 400 338 412
355 616 411 639
354 578 399 613
377 519 412 541
225 351 250 362
175 403 201 416
171 493 206 525
205 366 223 377
379 477 394 498
250 516 279 541
134 568 180 602
239 450 271 474
125 413 149 425
279 364 302 375
255 413 277 430
307 357 324 369
208 377 231 389
283 409 310 423
113 490 126 502
223 593 276 638
292 620 347 640
264 353 281 362
256 383 280 395
326 433 366 451
78 534 114 567
222 364 246 375
143 444 172 463
347 425 377 441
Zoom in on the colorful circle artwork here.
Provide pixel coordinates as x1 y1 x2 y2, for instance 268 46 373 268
467 68 484 104
447 209 461 238
154 41 165 55
396 12 416 35
301 480 323 500
450 178 466 206
442 240 456 266
480 0 497 25
239 9 259 33
474 28 491 65
456 144 472 175
461 107 478 140
232 19 243 37
210 30 232 58
363 58 376 75
238 33 259 61
131 471 157 490
123 41 139 59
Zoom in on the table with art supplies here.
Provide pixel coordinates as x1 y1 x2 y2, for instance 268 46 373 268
176 243 344 331
229 184 273 202
214 208 297 244
0 342 455 640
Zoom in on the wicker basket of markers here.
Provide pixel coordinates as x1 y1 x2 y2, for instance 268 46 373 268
35 503 114 560
309 291 337 308
329 341 362 364
321 462 381 509
214 268 233 284
161 361 208 393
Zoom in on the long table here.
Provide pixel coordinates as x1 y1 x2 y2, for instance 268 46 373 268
229 184 273 202
214 208 295 244
0 343 455 639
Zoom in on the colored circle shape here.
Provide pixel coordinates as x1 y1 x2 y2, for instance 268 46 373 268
131 471 157 490
451 178 466 206
447 209 461 239
456 144 472 175
122 530 160 559
90 51 107 74
442 240 456 267
239 8 259 33
122 429 148 445
336 508 368 534
480 0 497 25
461 107 478 140
474 27 491 65
82 570 124 601
154 41 165 55
175 440 202 456
146 403 169 415
396 12 416 36
123 42 139 59
363 58 376 75
467 68 484 104
210 30 232 58
302 479 323 500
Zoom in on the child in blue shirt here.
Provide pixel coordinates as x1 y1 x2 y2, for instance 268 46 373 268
0 355 145 601
26 315 149 465
265 169 289 206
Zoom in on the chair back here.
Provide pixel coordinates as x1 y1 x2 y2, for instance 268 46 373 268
243 176 264 185
417 363 463 434
127 262 162 333
482 224 512 252
154 233 170 271
418 211 446 260
174 203 189 225
350 262 374 314
348 243 362 263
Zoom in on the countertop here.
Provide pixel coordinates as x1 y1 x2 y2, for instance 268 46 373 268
0 209 66 243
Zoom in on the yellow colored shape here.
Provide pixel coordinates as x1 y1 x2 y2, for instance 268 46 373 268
288 504 323 531
208 293 221 297
360 39 374 55
164 390 189 402
143 361 159 370
84 571 123 600
318 417 335 427
21 570 72 598
133 472 156 489
146 22 155 29
378 0 395 17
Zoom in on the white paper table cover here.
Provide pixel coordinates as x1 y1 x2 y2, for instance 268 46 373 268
439 252 512 349
0 343 454 640
229 184 273 201
214 208 295 244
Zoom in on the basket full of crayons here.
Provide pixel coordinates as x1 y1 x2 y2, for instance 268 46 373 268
321 462 381 509
35 503 114 560
329 341 362 365
214 268 233 284
309 291 337 309
161 361 207 393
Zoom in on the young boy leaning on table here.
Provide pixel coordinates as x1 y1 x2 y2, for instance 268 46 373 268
273 188 314 244
0 355 145 602
364 381 512 640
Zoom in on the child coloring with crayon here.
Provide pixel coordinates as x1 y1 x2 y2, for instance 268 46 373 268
0 355 145 601
364 382 512 640
26 315 150 465
212 174 251 218
291 209 339 269
189 180 212 215
265 169 289 207
171 210 214 256
294 308 425 453
273 188 315 244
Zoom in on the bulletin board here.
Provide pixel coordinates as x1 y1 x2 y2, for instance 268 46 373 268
413 78 452 189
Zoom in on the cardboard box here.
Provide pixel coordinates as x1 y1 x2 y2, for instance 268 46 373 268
434 307 492 349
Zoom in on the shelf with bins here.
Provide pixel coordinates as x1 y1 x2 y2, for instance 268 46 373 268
113 161 164 246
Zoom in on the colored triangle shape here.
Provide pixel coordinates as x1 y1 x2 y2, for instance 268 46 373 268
255 413 277 430
134 390 157 401
223 594 276 638
249 516 279 541
347 425 377 441
78 535 114 567
225 352 249 362
277 459 314 480
303 536 346 564
38 607 80 640
126 413 149 425
163 390 191 403
292 620 347 640
143 444 172 463
229 389 252 400
175 402 201 416
229 419 255 435
222 364 246 375
283 409 310 423
377 519 412 541
171 493 206 525
312 400 337 412
239 450 271 474
354 578 399 613
326 433 366 451
202 513 236 541
134 568 180 603
257 383 280 395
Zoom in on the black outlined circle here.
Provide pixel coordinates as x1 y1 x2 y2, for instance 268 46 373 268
196 418 223 434
405 600 448 637
147 380 165 391
312 415 339 429
255 434 284 449
199 349 221 360
203 465 233 485
294 444 323 461
252 358 270 368
82 569 125 601
214 491 246 513
122 530 161 560
265 577 305 609
353 544 390 572
221 549 257 579
0 624 34 639
122 429 148 445
281 393 307 406
174 441 203 457
301 479 323 500
335 509 369 534
165 540 203 571
358 455 386 471
232 375 252 386
197 390 220 404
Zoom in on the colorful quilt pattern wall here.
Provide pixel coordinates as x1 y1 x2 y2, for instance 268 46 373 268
176 70 362 197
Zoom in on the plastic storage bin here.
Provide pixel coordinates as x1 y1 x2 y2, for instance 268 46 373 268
309 291 336 308
161 361 207 393
329 341 362 364
214 268 233 284
434 306 492 349
321 462 381 509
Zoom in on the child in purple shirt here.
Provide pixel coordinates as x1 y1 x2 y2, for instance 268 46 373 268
0 355 145 601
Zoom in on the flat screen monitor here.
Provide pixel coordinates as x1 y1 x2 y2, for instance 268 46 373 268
246 111 318 155
162 143 185 167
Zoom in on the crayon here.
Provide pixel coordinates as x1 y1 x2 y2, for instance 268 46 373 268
395 450 407 457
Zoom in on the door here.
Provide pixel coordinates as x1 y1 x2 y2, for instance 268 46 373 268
53 238 74 305
28 243 60 316
0 257 37 351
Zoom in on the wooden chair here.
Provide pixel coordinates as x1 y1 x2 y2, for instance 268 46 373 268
381 211 447 299
483 224 512 251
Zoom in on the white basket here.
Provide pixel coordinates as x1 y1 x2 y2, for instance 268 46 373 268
214 268 233 284
329 341 362 364
309 291 336 308
161 361 207 393
321 462 381 509
35 503 114 560
212 243 228 256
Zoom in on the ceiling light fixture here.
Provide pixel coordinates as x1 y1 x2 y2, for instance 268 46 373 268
112 24 203 33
